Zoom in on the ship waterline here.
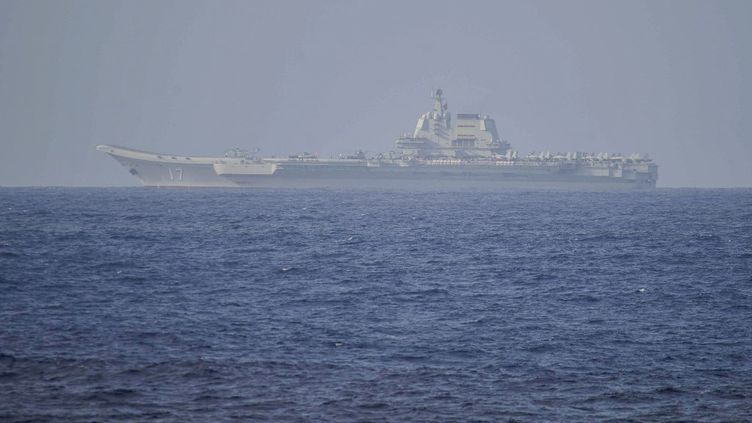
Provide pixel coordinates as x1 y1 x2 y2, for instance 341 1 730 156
97 89 658 190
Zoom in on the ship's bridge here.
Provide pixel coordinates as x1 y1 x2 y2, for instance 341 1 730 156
396 89 510 158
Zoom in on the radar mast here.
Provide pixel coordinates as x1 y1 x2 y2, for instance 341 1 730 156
431 88 451 129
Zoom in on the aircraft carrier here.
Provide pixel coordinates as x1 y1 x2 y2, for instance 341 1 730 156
97 89 658 189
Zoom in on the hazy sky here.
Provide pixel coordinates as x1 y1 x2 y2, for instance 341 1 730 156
0 0 749 187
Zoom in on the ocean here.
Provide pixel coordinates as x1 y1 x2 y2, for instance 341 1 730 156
1 187 750 422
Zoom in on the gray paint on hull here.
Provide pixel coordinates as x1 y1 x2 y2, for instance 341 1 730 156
107 153 655 190
108 154 237 187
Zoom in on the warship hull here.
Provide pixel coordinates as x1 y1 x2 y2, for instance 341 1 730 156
97 88 658 190
100 147 233 188
97 145 657 190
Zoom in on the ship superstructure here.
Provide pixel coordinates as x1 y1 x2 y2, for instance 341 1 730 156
97 89 658 189
396 89 510 158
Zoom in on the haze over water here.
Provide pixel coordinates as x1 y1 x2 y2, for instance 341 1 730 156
1 187 751 421
0 0 751 187
1 1 751 421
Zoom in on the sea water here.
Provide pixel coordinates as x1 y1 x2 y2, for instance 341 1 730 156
1 187 750 421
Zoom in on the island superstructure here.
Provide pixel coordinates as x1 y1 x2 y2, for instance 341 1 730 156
97 89 658 189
